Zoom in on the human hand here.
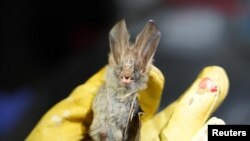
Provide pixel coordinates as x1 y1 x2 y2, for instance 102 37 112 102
25 65 229 141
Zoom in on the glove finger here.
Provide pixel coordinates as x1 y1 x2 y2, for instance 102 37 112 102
160 66 229 141
191 117 225 141
26 67 106 141
138 65 165 120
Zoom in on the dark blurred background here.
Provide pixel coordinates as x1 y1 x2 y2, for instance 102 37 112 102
0 0 250 140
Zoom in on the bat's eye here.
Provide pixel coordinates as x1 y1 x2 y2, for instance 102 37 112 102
120 76 134 84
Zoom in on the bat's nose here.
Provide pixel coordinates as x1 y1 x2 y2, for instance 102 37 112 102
120 76 133 84
124 76 130 79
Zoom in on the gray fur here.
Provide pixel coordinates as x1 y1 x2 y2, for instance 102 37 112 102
89 20 160 141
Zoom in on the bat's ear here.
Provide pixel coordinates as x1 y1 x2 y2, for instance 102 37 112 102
109 19 130 65
135 20 161 73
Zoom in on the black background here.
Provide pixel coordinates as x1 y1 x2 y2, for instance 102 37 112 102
1 0 250 140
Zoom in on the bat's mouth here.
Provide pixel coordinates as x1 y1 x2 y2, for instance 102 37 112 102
120 76 134 84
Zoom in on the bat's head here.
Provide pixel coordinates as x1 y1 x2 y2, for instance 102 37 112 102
108 20 161 90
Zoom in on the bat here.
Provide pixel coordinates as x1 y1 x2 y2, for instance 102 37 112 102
89 19 161 141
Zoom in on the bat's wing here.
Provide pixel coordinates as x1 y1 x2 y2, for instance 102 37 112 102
124 95 142 141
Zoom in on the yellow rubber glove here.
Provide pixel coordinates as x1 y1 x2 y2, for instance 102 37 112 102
25 65 229 141
141 66 229 141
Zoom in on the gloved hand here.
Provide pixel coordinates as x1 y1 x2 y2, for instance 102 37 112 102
25 65 229 141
